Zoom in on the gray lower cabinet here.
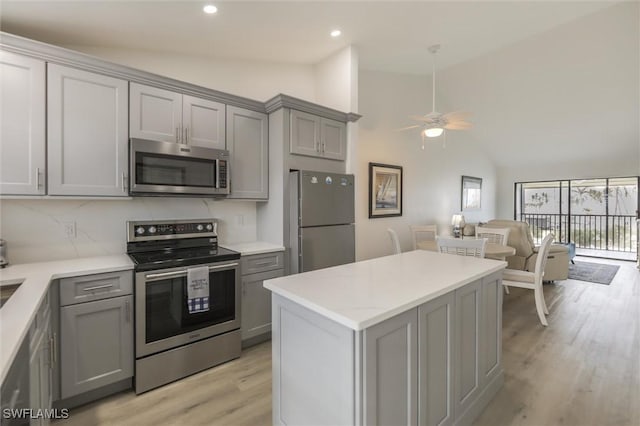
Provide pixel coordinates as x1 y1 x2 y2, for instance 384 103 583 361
59 271 133 399
241 252 284 346
29 288 54 426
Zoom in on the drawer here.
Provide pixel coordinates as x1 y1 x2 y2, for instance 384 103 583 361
60 270 133 306
241 252 285 275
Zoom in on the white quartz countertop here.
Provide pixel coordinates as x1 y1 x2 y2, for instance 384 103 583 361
264 250 506 331
222 241 285 256
0 255 134 383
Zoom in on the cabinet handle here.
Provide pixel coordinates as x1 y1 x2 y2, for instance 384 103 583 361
122 173 128 193
125 300 131 323
316 139 320 153
82 283 114 292
322 141 326 154
176 127 180 143
36 167 42 188
184 127 189 144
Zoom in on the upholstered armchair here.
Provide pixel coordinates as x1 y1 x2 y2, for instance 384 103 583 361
486 219 569 281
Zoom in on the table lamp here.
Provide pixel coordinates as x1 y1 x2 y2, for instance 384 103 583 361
451 214 466 238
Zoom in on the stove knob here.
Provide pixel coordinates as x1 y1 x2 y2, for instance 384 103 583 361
206 223 213 231
148 226 157 234
197 224 204 231
136 227 145 235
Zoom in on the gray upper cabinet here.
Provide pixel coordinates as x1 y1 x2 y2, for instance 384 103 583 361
0 51 46 195
290 110 347 161
227 106 268 199
47 64 129 196
320 117 347 160
130 83 225 149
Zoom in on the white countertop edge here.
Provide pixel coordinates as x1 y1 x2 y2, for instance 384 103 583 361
264 261 506 331
0 255 134 384
221 242 285 256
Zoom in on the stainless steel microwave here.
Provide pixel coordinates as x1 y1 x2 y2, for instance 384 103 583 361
129 138 230 197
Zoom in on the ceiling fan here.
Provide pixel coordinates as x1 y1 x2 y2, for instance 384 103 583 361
399 44 472 148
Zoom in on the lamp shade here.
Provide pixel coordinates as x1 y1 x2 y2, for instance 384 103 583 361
424 127 444 138
451 214 466 227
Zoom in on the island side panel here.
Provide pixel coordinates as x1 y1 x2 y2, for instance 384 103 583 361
272 294 355 425
481 271 503 385
362 309 418 426
418 292 455 426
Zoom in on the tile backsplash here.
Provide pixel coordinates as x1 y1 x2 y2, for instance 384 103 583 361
0 198 257 264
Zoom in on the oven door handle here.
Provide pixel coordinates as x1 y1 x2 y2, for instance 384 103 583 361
144 262 239 282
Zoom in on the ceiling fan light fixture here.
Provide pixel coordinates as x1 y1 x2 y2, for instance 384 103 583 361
424 127 444 138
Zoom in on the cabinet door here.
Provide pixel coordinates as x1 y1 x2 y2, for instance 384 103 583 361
454 280 482 419
47 64 129 196
0 51 45 195
320 118 347 161
481 272 502 386
418 292 454 426
227 106 268 199
183 95 226 149
29 330 44 423
241 269 283 341
60 295 133 399
290 110 320 157
363 309 418 426
130 82 182 143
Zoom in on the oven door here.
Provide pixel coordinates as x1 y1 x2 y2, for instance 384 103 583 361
135 260 240 358
129 138 229 196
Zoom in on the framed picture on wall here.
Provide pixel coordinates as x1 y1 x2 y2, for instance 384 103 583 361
369 163 403 218
461 175 482 211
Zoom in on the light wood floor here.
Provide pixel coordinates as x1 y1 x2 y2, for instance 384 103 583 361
60 258 639 426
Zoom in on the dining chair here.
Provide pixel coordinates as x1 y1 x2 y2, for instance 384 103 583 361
475 226 510 245
409 224 437 250
387 228 401 255
502 233 554 326
476 225 512 293
436 237 486 258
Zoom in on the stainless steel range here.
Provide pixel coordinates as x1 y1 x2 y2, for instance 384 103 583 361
127 219 241 394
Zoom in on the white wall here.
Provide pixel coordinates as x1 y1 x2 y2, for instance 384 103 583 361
0 198 256 264
63 45 316 102
356 70 497 261
314 46 358 113
433 2 639 220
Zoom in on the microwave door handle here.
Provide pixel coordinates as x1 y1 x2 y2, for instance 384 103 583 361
215 159 220 189
144 262 239 282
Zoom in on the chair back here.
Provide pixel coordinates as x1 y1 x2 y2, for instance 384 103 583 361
409 224 437 250
534 233 554 284
436 237 487 258
387 228 401 254
476 226 510 245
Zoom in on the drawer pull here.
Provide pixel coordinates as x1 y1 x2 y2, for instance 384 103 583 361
82 283 114 292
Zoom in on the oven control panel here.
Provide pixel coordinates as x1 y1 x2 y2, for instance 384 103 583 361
127 219 217 242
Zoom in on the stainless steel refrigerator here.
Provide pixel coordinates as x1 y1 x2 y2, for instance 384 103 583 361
289 170 355 273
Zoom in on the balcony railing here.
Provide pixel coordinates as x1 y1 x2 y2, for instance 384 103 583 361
518 213 637 254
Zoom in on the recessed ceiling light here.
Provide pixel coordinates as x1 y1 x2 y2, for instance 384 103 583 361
330 29 341 38
203 4 218 14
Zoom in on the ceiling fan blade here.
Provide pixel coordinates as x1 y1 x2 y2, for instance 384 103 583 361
442 111 472 121
444 121 472 130
409 115 435 123
396 125 422 131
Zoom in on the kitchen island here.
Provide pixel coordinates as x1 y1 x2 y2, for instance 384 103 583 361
264 250 507 426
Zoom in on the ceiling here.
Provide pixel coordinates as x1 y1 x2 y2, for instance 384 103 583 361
0 1 616 74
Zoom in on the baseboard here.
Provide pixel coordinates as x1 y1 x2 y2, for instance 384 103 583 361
241 332 271 349
454 370 504 426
